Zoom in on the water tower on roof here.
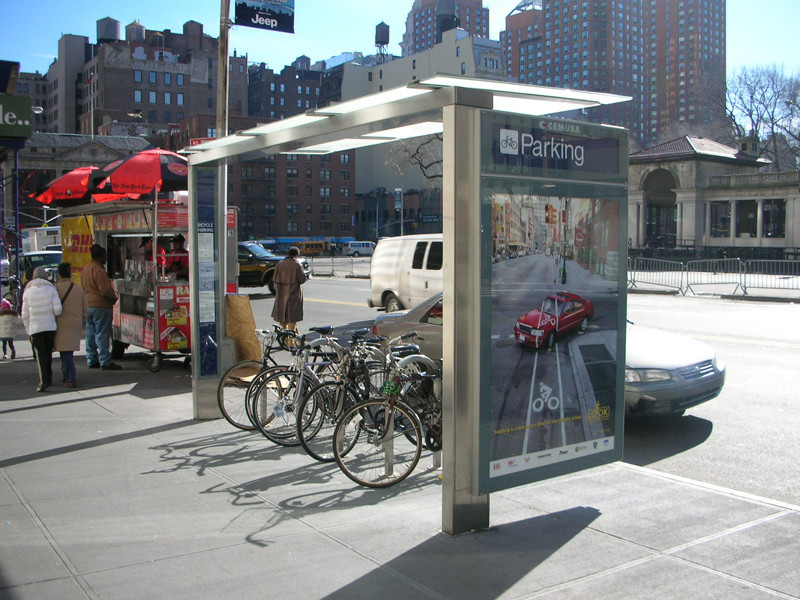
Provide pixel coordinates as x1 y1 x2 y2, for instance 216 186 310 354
375 22 390 64
97 17 121 43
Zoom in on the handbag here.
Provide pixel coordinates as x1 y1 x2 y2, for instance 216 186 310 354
59 282 75 304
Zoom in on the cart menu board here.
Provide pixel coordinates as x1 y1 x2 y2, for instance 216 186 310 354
157 284 190 351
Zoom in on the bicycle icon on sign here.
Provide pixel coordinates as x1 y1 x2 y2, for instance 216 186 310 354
532 382 560 412
501 135 518 150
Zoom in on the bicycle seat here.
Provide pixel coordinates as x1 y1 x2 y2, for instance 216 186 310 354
389 344 420 357
309 326 335 335
349 328 371 339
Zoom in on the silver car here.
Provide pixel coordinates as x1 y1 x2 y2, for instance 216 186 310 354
372 293 726 418
624 322 725 417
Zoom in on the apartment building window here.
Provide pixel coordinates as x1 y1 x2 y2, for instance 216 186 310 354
164 92 171 105
320 169 331 180
265 202 276 215
306 186 313 196
164 73 171 85
320 203 331 214
321 222 332 232
341 153 350 163
241 165 254 178
177 93 184 106
134 90 142 103
177 74 184 86
264 167 275 178
320 187 331 197
340 188 350 197
288 221 298 232
307 222 313 233
340 221 350 231
134 70 142 83
287 203 299 214
149 91 157 104
287 168 298 178
340 170 350 181
341 204 350 214
287 185 299 196
149 71 157 84
306 203 313 214
163 111 171 122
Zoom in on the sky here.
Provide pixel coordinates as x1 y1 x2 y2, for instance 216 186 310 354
1 0 798 77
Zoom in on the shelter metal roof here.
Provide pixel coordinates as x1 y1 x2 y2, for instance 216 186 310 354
185 75 630 166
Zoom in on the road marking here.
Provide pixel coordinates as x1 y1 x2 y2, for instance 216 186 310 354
304 298 367 307
522 351 539 455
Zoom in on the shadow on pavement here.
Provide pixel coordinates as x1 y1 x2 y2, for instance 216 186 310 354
321 506 601 600
622 415 713 466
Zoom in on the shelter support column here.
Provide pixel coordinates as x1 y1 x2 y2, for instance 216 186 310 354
442 102 490 535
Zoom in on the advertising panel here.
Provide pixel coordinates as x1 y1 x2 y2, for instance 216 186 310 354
234 0 295 33
478 113 628 494
0 94 33 139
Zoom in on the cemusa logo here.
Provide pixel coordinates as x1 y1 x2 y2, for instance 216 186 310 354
498 127 585 167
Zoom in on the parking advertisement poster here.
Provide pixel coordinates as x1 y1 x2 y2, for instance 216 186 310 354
478 113 628 494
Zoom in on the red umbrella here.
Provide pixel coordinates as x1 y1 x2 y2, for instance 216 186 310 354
35 166 98 206
35 166 135 207
93 148 188 195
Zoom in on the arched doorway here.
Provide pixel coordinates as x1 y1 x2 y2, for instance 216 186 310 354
642 168 677 247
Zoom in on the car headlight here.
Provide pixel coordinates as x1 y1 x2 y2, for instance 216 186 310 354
625 368 673 383
712 354 725 372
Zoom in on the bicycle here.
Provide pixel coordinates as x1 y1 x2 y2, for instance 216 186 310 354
247 327 345 446
295 330 397 462
332 352 441 488
216 325 298 430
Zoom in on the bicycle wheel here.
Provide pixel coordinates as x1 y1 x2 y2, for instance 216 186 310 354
333 400 422 488
244 364 291 426
217 359 261 430
296 381 360 462
249 370 315 446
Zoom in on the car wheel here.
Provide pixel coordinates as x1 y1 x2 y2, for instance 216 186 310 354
353 251 360 257
384 293 402 313
264 273 275 294
544 330 556 350
579 317 588 333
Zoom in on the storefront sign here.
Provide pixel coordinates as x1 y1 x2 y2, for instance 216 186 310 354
0 94 33 139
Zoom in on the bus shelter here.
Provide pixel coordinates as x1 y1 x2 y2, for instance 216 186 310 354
185 76 630 535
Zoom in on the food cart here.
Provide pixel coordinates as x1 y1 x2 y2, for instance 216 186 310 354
60 194 238 371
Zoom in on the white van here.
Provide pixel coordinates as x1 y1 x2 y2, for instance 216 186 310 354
369 234 443 312
345 241 375 257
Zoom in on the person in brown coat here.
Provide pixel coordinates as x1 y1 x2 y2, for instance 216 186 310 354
54 263 89 387
270 247 307 332
83 244 121 370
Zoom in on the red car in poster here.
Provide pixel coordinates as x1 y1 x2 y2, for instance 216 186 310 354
514 291 594 349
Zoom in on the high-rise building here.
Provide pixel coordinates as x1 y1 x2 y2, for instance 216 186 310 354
499 0 726 146
248 57 322 121
401 0 490 56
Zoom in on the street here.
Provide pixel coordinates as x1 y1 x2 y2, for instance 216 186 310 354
242 274 800 507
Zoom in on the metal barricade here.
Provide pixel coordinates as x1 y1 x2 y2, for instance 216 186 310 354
685 258 743 295
309 256 336 277
628 257 685 294
743 260 800 295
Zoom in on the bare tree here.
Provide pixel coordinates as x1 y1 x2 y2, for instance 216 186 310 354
727 65 800 171
385 134 443 181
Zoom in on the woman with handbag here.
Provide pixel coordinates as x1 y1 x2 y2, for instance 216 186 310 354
54 263 88 388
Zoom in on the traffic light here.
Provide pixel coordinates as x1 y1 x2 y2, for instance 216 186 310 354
545 204 557 224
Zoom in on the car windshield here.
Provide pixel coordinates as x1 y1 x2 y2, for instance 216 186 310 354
27 253 62 268
244 244 273 259
540 297 564 316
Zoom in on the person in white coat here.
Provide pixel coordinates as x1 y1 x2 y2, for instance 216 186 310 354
22 266 62 392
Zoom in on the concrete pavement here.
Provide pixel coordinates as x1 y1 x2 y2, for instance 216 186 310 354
1 339 799 600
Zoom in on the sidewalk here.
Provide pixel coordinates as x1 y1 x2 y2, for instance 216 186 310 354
1 349 799 599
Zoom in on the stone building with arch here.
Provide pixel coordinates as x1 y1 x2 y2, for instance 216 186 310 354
628 136 799 258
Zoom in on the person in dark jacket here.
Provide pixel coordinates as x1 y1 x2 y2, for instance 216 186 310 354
270 247 306 332
21 267 62 392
